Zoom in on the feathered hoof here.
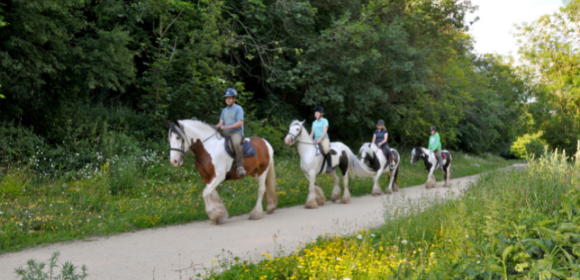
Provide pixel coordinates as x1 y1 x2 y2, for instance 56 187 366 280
266 205 276 214
331 192 341 203
372 187 382 196
210 210 227 225
443 183 450 188
384 189 392 195
304 199 319 209
249 209 263 220
316 196 326 206
340 196 351 204
394 183 400 192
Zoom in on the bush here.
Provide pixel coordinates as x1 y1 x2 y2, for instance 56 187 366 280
524 138 545 158
511 131 547 158
15 251 87 280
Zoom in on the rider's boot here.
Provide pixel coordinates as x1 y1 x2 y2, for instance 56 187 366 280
237 164 246 177
325 153 333 173
438 156 444 171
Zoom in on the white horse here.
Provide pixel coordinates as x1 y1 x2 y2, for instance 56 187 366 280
284 120 375 208
359 143 401 195
168 120 277 225
410 147 452 188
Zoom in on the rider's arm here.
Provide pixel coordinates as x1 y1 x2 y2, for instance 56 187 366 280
214 119 224 129
380 133 388 145
371 134 376 145
222 120 243 130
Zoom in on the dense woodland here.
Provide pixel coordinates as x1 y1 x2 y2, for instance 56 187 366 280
0 0 578 173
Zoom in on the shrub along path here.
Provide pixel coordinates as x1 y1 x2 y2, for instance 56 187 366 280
0 167 525 280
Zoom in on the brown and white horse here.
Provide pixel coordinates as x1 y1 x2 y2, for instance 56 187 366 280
284 120 375 208
168 120 277 225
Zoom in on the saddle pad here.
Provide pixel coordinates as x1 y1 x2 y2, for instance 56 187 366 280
225 139 257 158
441 152 446 160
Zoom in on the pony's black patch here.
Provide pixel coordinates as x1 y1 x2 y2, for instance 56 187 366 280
364 154 380 172
330 149 338 156
339 151 348 175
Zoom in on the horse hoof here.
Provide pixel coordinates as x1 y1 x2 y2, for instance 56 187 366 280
249 210 263 220
304 200 319 209
384 190 392 195
340 198 350 204
372 193 381 197
266 205 276 214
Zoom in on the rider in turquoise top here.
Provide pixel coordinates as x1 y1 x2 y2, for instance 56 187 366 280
310 106 332 173
428 126 443 171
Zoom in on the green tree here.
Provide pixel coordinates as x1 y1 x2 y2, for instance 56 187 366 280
516 0 580 153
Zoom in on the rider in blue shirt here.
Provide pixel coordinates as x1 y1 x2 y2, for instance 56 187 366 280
214 88 245 176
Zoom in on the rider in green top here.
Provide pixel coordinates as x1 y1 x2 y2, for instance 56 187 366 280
428 126 444 171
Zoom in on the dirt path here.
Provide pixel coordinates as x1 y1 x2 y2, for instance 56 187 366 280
1 169 514 280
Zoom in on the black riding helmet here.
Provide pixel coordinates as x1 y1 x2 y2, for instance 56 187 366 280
313 106 324 113
430 126 436 131
223 88 238 98
377 119 385 126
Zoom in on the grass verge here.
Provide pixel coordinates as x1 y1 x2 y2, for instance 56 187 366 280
204 151 579 279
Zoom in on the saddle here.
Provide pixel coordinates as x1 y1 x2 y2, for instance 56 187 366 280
441 152 447 160
224 136 256 158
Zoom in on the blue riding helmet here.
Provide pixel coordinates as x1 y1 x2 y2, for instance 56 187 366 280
313 106 324 113
430 126 436 131
223 88 238 98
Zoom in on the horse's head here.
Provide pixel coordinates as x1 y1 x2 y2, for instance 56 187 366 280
410 147 425 165
284 120 305 146
168 120 189 167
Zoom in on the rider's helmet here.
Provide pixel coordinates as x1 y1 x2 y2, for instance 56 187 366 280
313 106 325 113
430 126 436 131
377 119 385 126
223 88 238 98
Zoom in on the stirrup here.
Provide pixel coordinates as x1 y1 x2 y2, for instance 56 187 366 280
236 166 246 176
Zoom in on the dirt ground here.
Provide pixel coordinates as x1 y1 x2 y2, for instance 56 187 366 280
0 169 508 280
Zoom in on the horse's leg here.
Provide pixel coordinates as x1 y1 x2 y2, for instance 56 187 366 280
315 184 326 206
444 163 451 187
304 170 319 209
372 168 383 196
202 177 228 225
249 173 267 220
341 172 351 204
330 170 342 203
425 166 437 189
393 165 400 192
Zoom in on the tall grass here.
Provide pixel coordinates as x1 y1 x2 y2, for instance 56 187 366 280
0 149 513 253
205 150 580 279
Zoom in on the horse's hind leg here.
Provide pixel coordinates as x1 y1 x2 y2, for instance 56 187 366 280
393 166 400 192
443 164 451 188
249 174 266 220
341 173 351 204
330 170 341 203
315 184 326 206
372 169 383 196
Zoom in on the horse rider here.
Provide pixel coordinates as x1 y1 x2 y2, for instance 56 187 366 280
371 119 392 165
310 106 333 173
213 88 246 176
429 126 444 171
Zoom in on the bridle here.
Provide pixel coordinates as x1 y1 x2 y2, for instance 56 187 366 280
169 124 221 156
285 124 317 146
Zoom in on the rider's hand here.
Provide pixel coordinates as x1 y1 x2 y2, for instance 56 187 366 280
316 139 321 144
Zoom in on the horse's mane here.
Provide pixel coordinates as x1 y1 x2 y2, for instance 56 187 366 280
359 142 379 155
180 119 218 135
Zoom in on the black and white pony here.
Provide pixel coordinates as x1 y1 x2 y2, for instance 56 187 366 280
411 147 452 188
284 120 375 207
359 143 400 195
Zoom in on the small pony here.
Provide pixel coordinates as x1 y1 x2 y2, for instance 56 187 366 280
411 147 452 188
359 143 401 195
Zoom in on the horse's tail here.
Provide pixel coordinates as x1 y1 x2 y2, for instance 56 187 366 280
265 145 277 214
345 145 375 179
